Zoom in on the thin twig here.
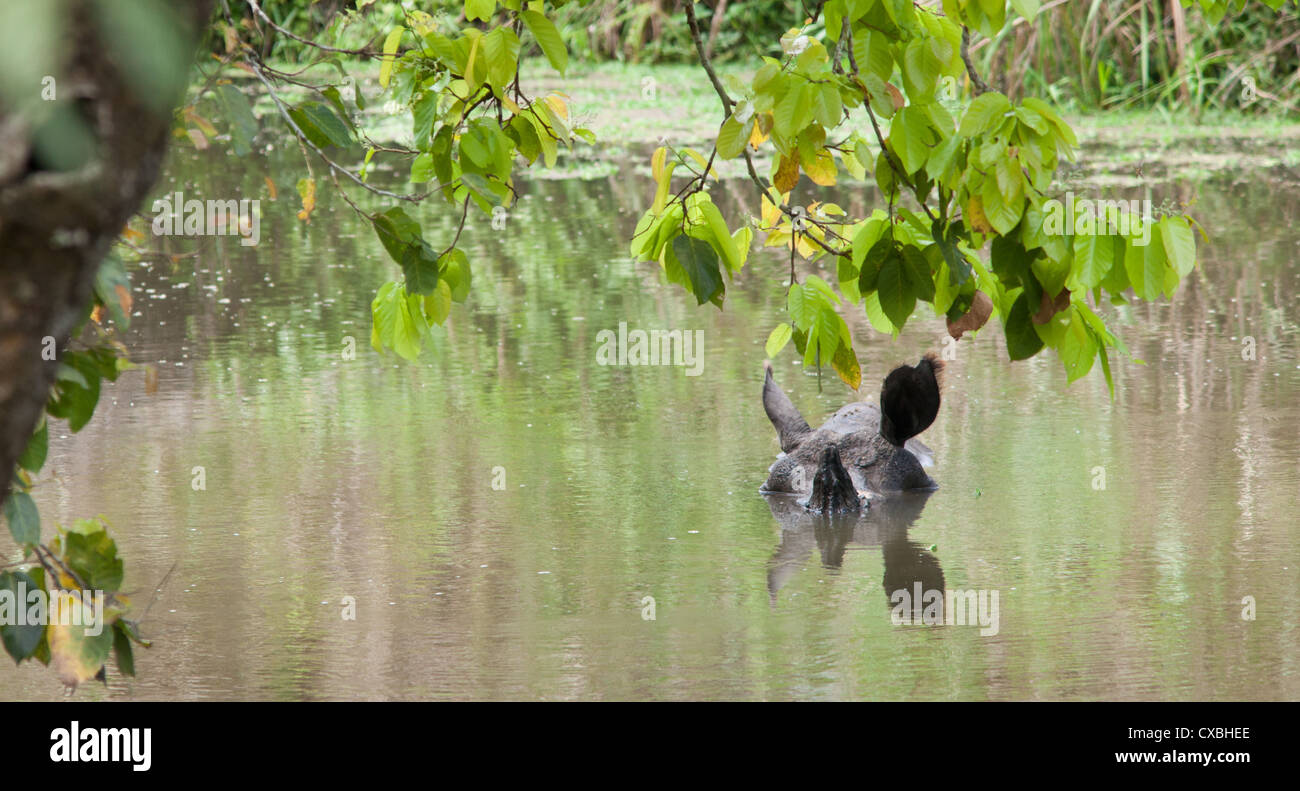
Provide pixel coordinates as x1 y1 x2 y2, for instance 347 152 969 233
961 26 990 96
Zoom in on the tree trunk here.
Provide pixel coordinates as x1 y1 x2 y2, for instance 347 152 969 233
0 0 213 509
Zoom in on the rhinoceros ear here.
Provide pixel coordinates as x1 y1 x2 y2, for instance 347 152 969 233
762 361 811 453
879 353 943 445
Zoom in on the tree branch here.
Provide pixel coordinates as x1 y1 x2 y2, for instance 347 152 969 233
961 26 990 96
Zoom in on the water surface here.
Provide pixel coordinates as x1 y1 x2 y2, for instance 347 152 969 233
5 145 1299 700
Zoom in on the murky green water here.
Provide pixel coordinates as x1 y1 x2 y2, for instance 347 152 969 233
5 145 1299 700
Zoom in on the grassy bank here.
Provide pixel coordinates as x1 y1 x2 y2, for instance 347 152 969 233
249 59 1300 182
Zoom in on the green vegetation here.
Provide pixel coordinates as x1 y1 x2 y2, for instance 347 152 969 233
225 1 1300 114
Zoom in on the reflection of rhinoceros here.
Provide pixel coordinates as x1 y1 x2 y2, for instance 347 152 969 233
764 490 944 615
760 355 943 513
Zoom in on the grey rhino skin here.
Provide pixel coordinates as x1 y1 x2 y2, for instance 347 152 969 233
760 362 937 511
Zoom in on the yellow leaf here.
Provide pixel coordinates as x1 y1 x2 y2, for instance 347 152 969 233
761 190 787 228
407 10 436 36
749 113 772 148
651 146 668 184
296 178 317 222
803 148 837 186
544 94 568 121
832 341 862 390
264 176 278 200
966 194 993 233
379 26 405 89
774 154 800 193
184 108 218 137
114 284 133 319
48 591 113 688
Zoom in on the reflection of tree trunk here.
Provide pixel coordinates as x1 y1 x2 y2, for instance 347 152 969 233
0 0 212 508
706 0 728 60
1169 0 1190 106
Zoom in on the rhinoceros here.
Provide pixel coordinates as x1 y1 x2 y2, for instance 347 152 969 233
760 354 943 513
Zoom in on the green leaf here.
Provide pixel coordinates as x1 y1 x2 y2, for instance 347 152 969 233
863 290 899 336
481 26 520 92
288 102 354 148
1003 292 1044 360
112 620 135 677
18 420 48 474
816 82 843 129
1009 0 1041 20
371 281 429 361
766 323 793 358
47 352 102 433
465 0 496 22
400 242 440 296
410 151 435 183
932 218 971 285
981 176 1024 235
902 37 941 100
0 571 46 663
63 526 123 591
216 83 259 156
1059 307 1097 382
901 244 935 302
851 215 888 270
697 199 740 272
93 253 132 329
876 249 917 329
853 30 893 82
774 81 812 140
1072 233 1114 290
958 92 1011 137
521 10 568 74
858 236 891 293
439 248 472 303
423 279 452 325
1160 216 1196 276
671 236 723 306
889 106 931 175
787 281 824 333
717 115 752 160
1125 225 1167 301
411 92 437 148
372 207 422 260
369 207 442 296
